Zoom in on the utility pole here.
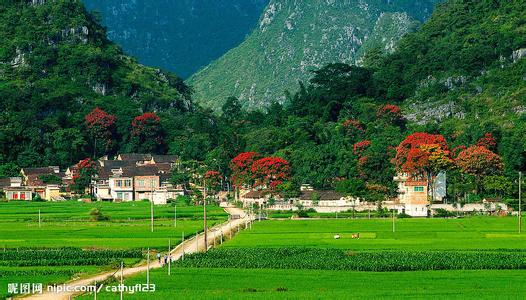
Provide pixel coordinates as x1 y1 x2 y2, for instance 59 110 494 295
174 205 177 228
519 171 522 234
146 248 150 286
203 180 208 251
150 199 154 233
168 239 171 276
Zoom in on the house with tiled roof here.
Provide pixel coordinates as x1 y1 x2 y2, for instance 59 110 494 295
92 157 180 204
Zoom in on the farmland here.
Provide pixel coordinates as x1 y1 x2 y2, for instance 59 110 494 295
0 201 227 249
224 217 526 250
0 201 228 298
76 216 526 299
76 268 526 299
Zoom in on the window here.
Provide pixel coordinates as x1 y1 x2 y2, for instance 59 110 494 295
116 180 122 187
414 186 424 192
21 193 25 200
138 180 145 187
117 192 123 200
13 193 18 199
124 180 132 187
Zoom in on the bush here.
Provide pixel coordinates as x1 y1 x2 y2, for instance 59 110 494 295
397 212 412 218
295 210 309 218
89 208 109 221
434 208 456 218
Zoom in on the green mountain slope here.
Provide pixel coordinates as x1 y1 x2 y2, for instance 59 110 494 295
189 0 441 111
0 0 200 167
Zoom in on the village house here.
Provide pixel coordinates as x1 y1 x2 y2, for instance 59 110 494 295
2 177 33 201
92 154 180 204
20 166 65 200
394 172 446 217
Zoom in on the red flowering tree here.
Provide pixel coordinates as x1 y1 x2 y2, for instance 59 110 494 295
71 158 98 194
230 152 260 189
476 133 497 151
394 133 453 201
204 170 222 194
131 112 165 153
456 145 503 193
353 140 371 157
377 104 404 125
85 108 116 156
251 157 291 190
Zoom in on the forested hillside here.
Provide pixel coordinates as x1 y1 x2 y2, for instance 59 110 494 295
0 0 524 203
189 0 441 111
0 0 219 171
82 0 268 78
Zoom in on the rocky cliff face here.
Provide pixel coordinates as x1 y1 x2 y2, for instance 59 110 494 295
188 0 441 111
82 0 269 78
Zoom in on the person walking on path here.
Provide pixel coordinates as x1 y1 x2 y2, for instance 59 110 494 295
157 253 161 264
164 255 168 265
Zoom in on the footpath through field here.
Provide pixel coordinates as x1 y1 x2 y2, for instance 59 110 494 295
24 206 250 300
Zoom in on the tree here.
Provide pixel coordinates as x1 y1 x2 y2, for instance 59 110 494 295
483 175 512 198
221 96 242 122
230 152 260 189
456 145 503 193
204 170 222 194
476 133 497 151
377 104 405 126
251 157 291 190
131 112 166 154
85 108 116 157
71 158 98 195
0 163 19 179
394 133 453 202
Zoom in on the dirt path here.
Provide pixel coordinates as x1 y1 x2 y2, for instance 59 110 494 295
24 206 250 300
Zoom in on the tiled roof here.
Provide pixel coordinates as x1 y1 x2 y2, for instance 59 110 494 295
243 190 269 199
151 155 178 163
0 178 10 188
404 181 427 187
118 153 152 161
22 167 56 176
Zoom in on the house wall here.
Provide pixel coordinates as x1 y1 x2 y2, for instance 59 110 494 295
5 190 32 200
109 177 134 201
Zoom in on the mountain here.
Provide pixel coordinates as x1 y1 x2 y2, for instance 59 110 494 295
0 0 205 167
188 0 441 111
82 0 269 78
372 0 526 128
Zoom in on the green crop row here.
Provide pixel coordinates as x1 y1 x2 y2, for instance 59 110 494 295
176 248 526 272
0 248 143 267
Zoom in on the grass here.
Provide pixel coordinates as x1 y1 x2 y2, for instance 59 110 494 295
224 217 526 250
76 267 526 299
